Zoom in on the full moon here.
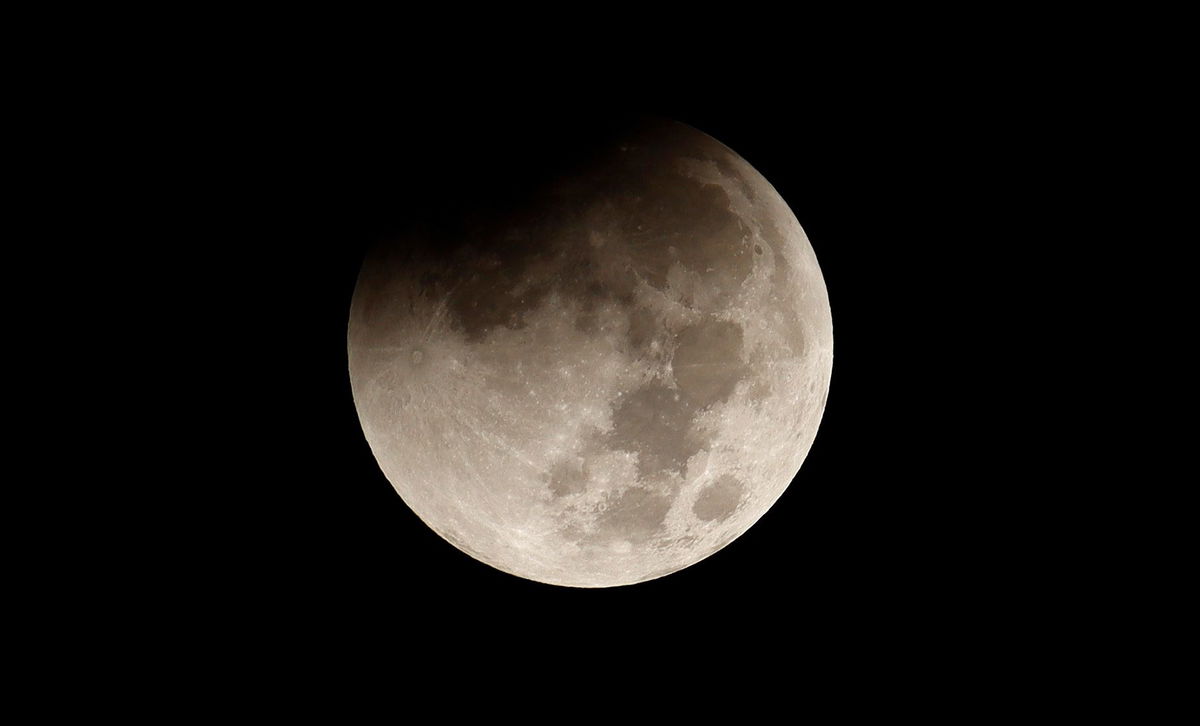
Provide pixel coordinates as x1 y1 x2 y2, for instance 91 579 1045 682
348 118 832 587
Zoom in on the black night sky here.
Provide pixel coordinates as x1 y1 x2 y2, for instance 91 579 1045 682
195 75 1002 661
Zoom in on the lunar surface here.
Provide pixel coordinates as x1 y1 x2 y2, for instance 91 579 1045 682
348 118 833 587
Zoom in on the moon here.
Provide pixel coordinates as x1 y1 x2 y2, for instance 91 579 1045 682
348 118 832 587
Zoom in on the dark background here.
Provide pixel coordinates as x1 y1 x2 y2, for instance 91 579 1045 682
49 21 1132 702
25 19 1125 703
195 79 1003 661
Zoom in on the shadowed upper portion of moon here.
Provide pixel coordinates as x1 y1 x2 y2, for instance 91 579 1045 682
348 116 833 588
352 120 757 345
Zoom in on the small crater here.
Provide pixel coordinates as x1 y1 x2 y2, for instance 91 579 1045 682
693 474 746 523
410 349 424 365
754 244 764 255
